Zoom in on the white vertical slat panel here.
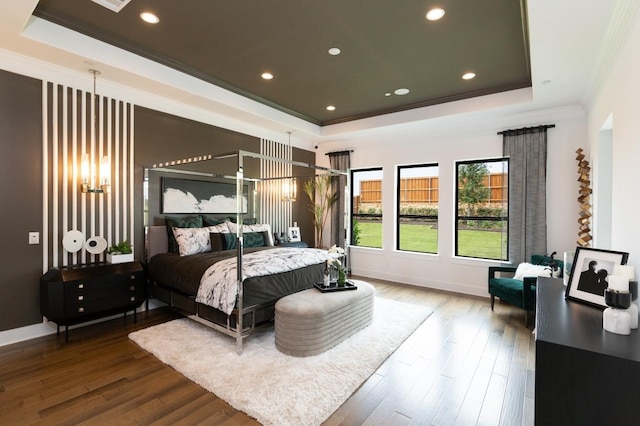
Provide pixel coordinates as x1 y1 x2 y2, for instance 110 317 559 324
43 79 135 270
121 101 128 242
51 84 59 267
71 88 78 265
113 99 120 248
259 137 294 236
129 104 135 250
80 89 87 265
97 94 104 258
62 86 68 267
106 97 112 260
89 89 96 254
41 81 48 273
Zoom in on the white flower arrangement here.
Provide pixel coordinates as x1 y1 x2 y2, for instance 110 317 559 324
326 245 347 285
328 245 345 255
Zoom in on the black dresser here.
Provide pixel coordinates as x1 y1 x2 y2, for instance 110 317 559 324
535 277 640 425
40 261 145 341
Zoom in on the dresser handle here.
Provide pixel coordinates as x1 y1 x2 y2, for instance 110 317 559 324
78 296 84 301
78 283 84 289
129 275 136 280
130 286 135 291
78 307 84 313
130 296 136 301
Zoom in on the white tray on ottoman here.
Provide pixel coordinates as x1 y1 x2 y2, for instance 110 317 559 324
274 280 375 357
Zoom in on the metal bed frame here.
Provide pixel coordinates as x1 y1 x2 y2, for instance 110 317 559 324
144 150 348 354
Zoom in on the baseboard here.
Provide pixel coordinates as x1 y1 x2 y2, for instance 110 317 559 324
0 299 166 348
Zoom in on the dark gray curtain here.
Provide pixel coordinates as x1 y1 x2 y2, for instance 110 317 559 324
328 151 350 248
502 126 552 264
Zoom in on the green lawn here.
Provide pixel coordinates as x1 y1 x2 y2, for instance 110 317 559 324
355 221 506 259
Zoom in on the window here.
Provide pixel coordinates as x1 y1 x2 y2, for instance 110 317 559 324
396 164 439 253
351 168 383 248
455 158 508 260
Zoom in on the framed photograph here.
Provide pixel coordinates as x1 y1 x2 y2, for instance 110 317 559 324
565 247 629 308
288 226 301 242
162 177 248 214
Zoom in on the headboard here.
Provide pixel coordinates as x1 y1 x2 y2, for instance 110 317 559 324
146 226 169 261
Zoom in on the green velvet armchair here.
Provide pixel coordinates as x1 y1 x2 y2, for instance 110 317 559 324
488 253 563 326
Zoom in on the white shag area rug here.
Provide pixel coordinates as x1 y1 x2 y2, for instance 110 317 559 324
129 297 431 426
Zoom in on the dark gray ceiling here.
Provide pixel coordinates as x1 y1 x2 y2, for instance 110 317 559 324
33 0 531 126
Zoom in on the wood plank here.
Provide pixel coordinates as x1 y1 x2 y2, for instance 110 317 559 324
0 277 537 425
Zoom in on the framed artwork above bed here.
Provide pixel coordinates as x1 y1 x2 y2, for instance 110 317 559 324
162 177 249 214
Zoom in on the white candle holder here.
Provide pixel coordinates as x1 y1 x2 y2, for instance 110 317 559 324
603 288 632 335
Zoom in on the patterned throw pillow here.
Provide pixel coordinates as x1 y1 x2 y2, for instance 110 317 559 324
173 225 230 256
165 215 203 253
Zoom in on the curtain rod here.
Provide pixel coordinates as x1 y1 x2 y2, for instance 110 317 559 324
325 149 354 156
497 124 555 135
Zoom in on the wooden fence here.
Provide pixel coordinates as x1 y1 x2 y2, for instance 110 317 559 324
355 173 507 209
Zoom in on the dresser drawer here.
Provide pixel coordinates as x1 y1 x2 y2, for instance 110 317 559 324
40 261 146 328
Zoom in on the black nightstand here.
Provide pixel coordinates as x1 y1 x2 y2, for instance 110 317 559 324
40 261 145 342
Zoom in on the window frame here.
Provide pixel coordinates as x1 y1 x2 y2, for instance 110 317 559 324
350 167 384 249
454 157 509 261
396 163 439 254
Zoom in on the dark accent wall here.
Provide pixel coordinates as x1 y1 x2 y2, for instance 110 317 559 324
0 70 44 331
0 74 316 333
133 107 315 259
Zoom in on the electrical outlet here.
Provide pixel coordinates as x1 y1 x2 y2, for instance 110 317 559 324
29 232 39 245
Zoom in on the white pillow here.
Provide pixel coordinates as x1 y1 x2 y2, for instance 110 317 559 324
172 226 226 256
208 222 231 233
226 222 274 246
514 262 553 280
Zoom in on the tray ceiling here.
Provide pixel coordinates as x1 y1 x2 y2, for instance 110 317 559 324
33 0 531 126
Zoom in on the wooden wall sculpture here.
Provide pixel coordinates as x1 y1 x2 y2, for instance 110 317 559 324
576 148 592 247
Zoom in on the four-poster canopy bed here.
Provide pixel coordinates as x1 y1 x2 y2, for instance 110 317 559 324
144 150 349 353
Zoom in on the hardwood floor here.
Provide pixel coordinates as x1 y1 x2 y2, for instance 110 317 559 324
0 278 535 425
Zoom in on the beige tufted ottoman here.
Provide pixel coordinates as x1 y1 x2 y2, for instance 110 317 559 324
274 280 375 357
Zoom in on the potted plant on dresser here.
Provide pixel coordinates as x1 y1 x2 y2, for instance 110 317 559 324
106 240 134 264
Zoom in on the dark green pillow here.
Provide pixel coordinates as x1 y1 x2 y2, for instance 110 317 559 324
222 232 266 250
201 215 225 226
245 231 266 248
165 215 203 253
223 232 238 250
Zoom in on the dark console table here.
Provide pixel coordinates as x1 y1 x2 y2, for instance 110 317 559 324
40 261 145 342
535 277 640 425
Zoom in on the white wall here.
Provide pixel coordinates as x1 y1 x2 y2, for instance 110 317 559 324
587 10 640 271
318 104 585 297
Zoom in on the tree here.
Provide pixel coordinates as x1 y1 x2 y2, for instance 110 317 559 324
302 175 337 248
458 163 491 216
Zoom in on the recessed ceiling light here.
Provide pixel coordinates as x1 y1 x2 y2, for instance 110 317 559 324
394 88 410 95
462 72 476 80
140 12 159 24
261 72 274 80
326 105 336 111
385 92 391 97
328 47 341 56
426 8 445 21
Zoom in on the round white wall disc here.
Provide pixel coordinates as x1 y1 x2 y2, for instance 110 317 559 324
62 230 84 253
85 236 107 254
